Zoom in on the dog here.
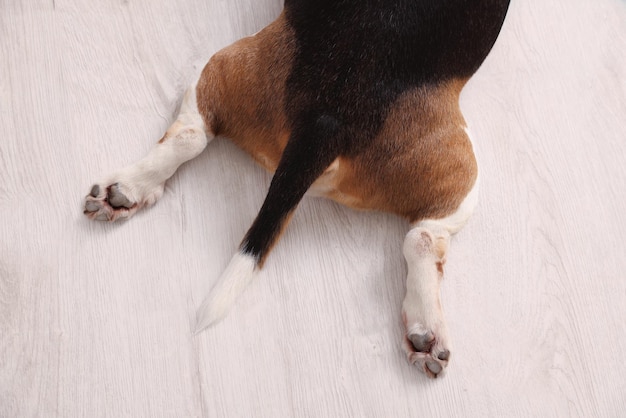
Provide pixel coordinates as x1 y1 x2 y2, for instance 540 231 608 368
84 0 510 378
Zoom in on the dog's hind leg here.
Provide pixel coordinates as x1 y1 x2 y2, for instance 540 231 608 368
195 115 341 332
401 176 479 378
401 223 452 378
83 82 212 221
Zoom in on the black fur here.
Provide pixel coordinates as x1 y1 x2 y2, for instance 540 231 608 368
240 0 510 263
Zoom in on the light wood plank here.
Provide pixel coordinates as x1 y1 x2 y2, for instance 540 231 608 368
1 0 625 416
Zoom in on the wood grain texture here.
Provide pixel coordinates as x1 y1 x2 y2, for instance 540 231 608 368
1 0 625 416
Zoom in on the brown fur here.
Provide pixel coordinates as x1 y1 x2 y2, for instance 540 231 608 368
317 81 477 222
196 13 477 225
196 13 294 172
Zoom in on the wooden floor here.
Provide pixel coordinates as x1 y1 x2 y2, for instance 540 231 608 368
1 0 625 416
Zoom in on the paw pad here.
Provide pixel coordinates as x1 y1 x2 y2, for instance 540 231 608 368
83 182 137 222
404 327 451 378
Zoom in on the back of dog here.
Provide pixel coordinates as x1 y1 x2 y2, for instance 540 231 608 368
194 0 510 331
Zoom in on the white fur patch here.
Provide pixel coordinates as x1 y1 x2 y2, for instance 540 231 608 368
84 80 211 221
402 228 447 329
401 225 452 373
195 252 258 333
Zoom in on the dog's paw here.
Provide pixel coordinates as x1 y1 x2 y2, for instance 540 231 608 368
83 178 163 222
402 320 450 378
83 183 139 221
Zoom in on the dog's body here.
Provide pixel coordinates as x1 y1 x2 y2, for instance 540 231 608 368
84 0 510 377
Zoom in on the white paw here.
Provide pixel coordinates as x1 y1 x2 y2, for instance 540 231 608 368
83 175 164 222
402 313 451 378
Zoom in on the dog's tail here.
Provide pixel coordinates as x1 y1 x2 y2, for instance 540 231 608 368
195 114 341 333
195 251 258 332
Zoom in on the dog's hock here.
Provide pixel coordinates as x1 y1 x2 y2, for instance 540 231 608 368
195 252 258 333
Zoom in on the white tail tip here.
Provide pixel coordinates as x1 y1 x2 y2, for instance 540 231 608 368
195 252 258 334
